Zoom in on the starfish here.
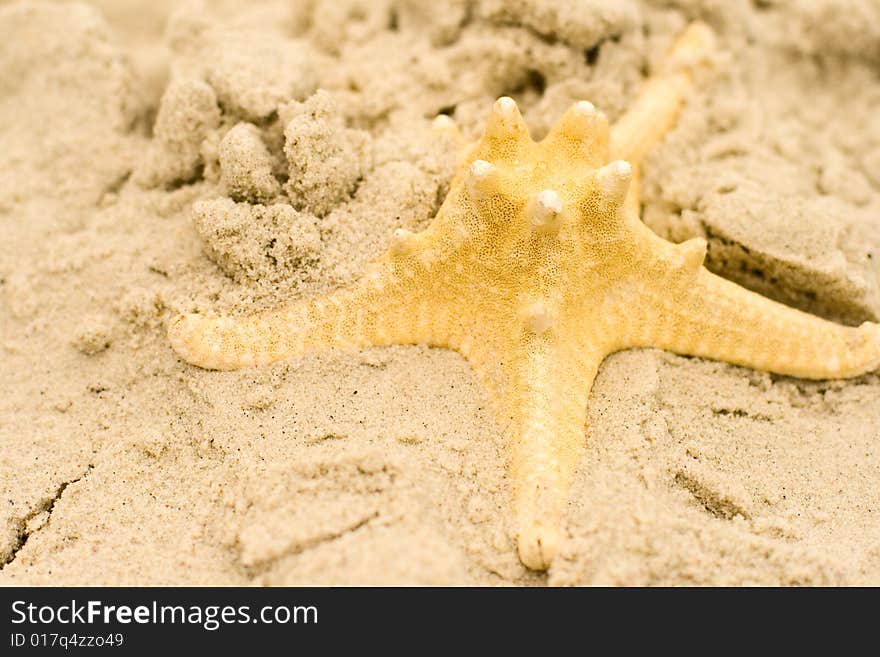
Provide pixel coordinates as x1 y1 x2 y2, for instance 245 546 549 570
169 23 880 570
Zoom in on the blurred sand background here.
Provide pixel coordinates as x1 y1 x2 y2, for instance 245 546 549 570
1 0 878 585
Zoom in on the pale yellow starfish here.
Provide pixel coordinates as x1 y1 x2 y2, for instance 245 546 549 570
169 23 880 570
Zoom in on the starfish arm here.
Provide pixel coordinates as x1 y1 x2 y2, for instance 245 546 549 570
610 21 715 167
625 266 880 379
168 266 437 370
507 340 602 570
610 21 715 214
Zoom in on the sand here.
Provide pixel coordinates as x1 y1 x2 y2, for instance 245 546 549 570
0 0 878 586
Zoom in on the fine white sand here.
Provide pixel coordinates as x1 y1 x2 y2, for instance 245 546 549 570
1 0 879 585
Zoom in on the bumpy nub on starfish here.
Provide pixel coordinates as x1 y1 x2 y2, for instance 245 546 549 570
169 22 880 570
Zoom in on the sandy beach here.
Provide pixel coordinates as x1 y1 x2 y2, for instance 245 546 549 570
1 0 878 585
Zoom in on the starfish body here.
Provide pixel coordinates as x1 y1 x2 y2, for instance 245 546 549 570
169 23 880 570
